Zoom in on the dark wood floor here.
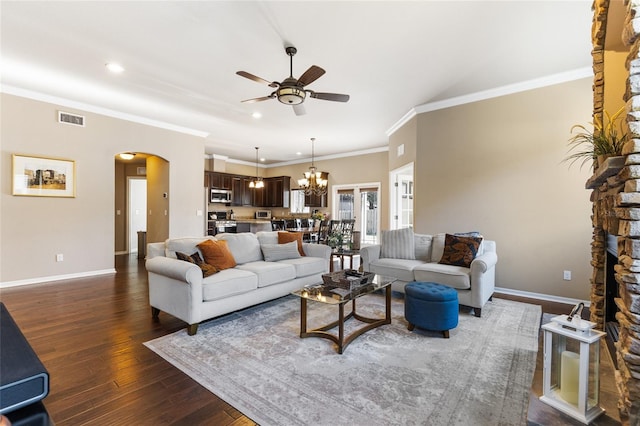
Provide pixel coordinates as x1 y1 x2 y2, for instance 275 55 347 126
0 255 622 425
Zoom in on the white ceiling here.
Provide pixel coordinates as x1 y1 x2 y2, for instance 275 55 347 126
0 1 594 164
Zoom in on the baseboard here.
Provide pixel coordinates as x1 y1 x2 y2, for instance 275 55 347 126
494 286 591 308
0 269 116 289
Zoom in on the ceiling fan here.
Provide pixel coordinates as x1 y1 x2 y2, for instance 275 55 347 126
236 46 350 116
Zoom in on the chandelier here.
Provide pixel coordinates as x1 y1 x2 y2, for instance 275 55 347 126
298 138 328 196
249 147 264 189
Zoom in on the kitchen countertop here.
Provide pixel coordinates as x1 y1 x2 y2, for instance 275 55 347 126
232 219 271 223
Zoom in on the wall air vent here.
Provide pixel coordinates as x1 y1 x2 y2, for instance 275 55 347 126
137 167 146 175
58 111 85 127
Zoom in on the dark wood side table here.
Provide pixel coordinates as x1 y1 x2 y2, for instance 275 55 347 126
330 249 360 272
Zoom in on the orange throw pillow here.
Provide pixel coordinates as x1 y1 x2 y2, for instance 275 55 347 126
278 231 305 256
197 239 237 270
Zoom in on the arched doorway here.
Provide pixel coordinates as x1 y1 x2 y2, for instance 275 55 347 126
115 153 170 257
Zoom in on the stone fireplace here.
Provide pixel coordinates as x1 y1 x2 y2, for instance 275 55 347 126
590 1 640 423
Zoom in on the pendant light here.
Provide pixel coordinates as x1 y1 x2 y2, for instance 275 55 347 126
249 147 264 189
298 138 328 196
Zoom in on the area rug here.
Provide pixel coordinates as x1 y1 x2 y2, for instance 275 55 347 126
145 294 541 426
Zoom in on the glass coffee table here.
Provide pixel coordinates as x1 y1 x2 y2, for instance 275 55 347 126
292 274 396 354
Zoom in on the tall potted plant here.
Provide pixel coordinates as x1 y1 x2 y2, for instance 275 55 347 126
564 106 628 170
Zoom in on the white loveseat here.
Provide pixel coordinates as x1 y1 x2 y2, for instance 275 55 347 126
360 230 497 317
146 232 331 335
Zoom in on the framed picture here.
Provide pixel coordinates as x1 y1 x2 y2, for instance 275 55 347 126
12 154 76 197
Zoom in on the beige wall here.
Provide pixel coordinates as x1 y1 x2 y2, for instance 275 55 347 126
389 116 417 173
604 50 628 112
1 94 206 285
146 156 170 244
412 78 594 300
114 161 126 252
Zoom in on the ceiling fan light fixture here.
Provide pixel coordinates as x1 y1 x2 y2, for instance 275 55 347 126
277 86 306 105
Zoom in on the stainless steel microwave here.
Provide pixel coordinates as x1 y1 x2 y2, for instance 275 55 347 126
255 210 272 219
210 188 232 203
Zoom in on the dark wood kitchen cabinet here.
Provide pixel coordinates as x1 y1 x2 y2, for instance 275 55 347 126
229 176 254 206
252 183 266 207
210 172 232 190
264 176 290 208
206 172 290 208
231 176 244 206
230 176 254 206
242 177 254 206
305 192 327 208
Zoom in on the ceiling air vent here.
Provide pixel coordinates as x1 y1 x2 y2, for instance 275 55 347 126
58 111 85 127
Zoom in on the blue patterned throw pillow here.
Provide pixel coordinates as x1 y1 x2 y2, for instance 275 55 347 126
438 234 482 268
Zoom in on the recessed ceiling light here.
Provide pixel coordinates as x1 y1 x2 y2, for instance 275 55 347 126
252 112 262 119
119 152 135 160
260 157 265 162
106 62 124 73
296 152 302 156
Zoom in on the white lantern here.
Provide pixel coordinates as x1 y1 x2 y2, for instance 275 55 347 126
539 314 606 424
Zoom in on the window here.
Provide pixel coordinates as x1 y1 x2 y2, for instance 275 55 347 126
290 190 310 214
337 189 354 220
332 184 380 245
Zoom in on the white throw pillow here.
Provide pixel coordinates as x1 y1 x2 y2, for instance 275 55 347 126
261 241 301 262
216 233 262 264
414 234 432 261
256 231 279 246
430 233 446 263
381 228 415 260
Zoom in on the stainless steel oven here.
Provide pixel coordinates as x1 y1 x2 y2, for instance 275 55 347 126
214 220 237 234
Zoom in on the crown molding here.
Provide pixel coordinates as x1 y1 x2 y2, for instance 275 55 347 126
386 67 593 137
1 85 210 138
385 109 417 138
214 146 389 168
226 158 266 168
267 146 389 168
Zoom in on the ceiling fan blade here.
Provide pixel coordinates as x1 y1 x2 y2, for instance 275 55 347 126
297 66 325 86
241 95 274 104
236 71 279 88
309 91 350 102
293 104 306 116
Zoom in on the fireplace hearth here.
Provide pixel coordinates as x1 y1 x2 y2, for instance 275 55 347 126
589 1 640 421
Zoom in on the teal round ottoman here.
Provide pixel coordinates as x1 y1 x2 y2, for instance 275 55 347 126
405 282 459 338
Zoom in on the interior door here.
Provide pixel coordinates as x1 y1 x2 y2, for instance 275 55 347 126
390 163 414 230
359 187 379 244
128 177 147 254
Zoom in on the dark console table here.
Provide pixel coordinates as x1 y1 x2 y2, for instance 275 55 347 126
0 302 53 425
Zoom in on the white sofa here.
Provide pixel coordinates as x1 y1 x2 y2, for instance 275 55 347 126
360 230 497 317
146 232 331 335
